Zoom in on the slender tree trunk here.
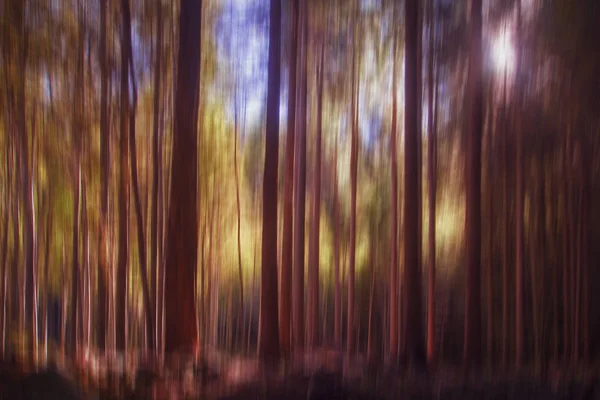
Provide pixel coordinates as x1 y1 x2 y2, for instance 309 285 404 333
121 0 154 351
501 69 509 369
389 3 399 362
293 0 307 353
347 10 360 357
426 0 438 366
307 38 324 350
367 229 376 362
514 0 525 368
463 0 483 367
404 0 426 368
97 0 109 350
116 8 130 353
0 177 9 356
233 91 245 352
280 0 298 357
562 139 570 364
333 127 341 351
258 0 282 362
151 0 163 353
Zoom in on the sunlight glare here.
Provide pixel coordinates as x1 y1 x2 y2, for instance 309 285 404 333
492 31 515 73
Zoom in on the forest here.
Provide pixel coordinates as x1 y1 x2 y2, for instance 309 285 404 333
1 0 599 398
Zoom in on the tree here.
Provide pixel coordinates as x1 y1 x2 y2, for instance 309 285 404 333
426 0 438 366
280 0 298 356
389 0 399 363
116 0 130 352
97 0 109 353
403 0 426 368
164 0 202 354
150 0 164 353
258 0 282 362
347 4 360 357
307 33 324 350
122 0 155 351
293 0 307 352
463 0 483 367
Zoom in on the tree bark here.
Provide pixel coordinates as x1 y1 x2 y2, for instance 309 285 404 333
116 6 130 352
293 0 307 353
258 0 281 362
97 0 109 353
426 0 438 366
463 0 483 367
347 8 360 357
280 0 298 356
151 0 163 353
307 37 324 350
389 2 399 362
164 0 202 354
404 0 426 368
122 0 155 351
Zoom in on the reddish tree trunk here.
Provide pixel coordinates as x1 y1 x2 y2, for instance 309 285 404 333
164 0 202 354
258 0 281 362
463 0 483 367
389 4 399 362
404 0 426 368
293 0 307 352
280 0 298 356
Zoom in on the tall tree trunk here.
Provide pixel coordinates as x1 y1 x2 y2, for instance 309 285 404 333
426 0 438 366
347 9 360 357
333 126 341 351
121 0 155 351
69 8 85 357
151 0 163 353
234 91 245 352
404 0 426 368
280 0 298 356
258 0 281 362
293 0 307 353
163 0 203 354
514 0 524 368
0 175 9 356
307 38 324 350
463 0 483 367
389 2 399 362
97 0 109 349
501 68 509 368
116 7 130 352
13 0 35 364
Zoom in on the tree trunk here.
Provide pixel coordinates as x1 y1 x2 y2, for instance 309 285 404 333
97 0 109 350
121 0 155 351
426 0 438 366
389 2 399 362
501 69 509 369
280 0 298 356
347 9 360 357
307 38 324 350
258 0 281 362
293 0 307 353
234 91 245 352
164 0 202 354
514 0 524 368
333 125 341 351
404 0 426 368
151 0 163 353
463 0 483 367
116 8 130 353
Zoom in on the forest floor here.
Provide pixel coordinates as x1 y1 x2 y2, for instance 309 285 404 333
1 349 599 399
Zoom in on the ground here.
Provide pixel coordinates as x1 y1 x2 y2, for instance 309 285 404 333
0 350 599 399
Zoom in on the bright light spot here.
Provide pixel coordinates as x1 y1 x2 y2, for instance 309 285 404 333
492 32 515 73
